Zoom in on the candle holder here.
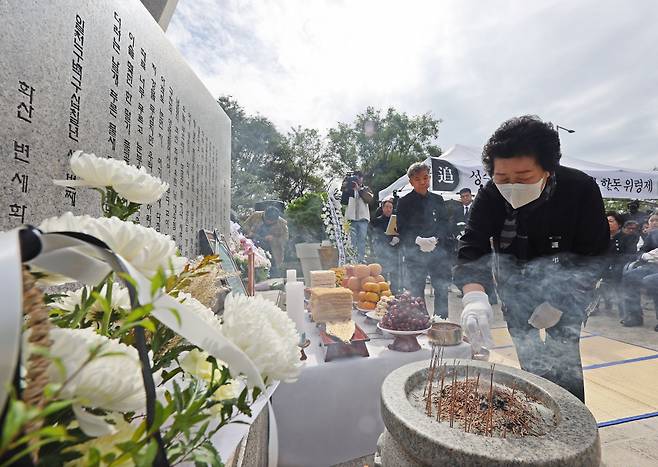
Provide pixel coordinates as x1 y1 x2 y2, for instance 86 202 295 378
298 333 310 361
247 249 255 296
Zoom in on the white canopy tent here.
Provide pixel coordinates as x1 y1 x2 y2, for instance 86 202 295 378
378 144 658 201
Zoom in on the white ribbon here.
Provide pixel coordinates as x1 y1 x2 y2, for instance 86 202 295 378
9 230 279 466
0 230 23 414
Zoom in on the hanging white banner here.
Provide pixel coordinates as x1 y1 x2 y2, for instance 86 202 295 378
379 145 658 201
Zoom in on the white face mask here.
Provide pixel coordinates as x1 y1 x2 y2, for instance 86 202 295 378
495 177 546 209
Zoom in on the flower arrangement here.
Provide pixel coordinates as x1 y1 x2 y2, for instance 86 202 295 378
1 151 300 466
227 221 271 283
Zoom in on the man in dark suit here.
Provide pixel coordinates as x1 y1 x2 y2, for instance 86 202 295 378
457 187 474 220
452 187 473 239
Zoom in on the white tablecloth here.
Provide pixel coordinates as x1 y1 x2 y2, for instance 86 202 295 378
273 310 471 467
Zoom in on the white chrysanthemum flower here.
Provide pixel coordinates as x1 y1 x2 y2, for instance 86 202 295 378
34 328 147 435
177 292 223 334
222 294 301 383
50 283 131 315
38 212 187 277
91 216 187 276
54 150 168 204
38 211 97 232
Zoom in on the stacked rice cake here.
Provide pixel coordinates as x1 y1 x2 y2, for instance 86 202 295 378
310 270 336 288
310 287 353 323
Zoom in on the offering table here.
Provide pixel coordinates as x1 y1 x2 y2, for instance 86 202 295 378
273 309 470 467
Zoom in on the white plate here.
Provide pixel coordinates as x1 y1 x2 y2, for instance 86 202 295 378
365 311 383 321
377 323 432 336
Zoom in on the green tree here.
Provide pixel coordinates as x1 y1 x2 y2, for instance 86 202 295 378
218 96 282 215
325 107 442 200
285 192 327 243
271 126 326 203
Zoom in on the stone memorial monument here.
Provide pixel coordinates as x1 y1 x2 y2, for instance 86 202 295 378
0 0 231 257
140 0 180 31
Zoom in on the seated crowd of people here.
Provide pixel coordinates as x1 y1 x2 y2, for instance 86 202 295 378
602 205 658 330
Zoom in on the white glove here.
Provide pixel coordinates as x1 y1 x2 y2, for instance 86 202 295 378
415 236 437 252
641 248 658 263
460 291 494 353
389 236 400 246
461 291 494 353
528 302 563 329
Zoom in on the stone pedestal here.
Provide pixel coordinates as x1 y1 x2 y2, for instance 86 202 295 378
376 359 601 466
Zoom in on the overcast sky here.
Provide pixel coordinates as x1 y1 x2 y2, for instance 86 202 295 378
167 0 658 170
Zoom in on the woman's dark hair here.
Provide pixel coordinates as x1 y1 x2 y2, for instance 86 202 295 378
482 115 561 175
381 199 394 208
606 211 624 228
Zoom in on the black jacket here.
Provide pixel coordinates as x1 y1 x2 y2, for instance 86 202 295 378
608 231 637 256
370 214 398 260
453 203 472 224
604 231 638 279
454 166 609 307
395 190 449 250
450 202 472 237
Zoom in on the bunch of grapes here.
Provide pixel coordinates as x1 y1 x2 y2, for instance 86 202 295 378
381 292 430 331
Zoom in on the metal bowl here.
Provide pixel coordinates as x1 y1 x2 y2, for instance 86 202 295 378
427 322 463 346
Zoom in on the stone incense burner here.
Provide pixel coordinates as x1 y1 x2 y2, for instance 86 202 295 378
375 359 600 466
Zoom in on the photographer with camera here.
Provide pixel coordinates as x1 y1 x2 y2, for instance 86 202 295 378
341 171 373 262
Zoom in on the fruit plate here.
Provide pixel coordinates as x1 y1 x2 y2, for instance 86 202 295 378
377 323 431 352
365 311 382 321
377 323 431 335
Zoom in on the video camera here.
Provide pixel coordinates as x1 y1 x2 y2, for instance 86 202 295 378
343 171 360 190
340 171 362 205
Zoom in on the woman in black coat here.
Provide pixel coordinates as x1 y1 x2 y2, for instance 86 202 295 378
596 212 638 312
453 116 609 402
